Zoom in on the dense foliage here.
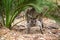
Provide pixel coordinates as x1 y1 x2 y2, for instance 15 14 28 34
0 0 58 28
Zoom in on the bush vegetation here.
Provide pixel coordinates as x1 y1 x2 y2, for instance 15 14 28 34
0 0 59 29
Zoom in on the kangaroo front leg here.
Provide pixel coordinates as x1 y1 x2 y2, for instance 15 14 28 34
39 21 43 34
36 20 43 34
26 22 30 34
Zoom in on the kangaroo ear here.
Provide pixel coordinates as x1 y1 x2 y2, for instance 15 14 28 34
27 9 29 13
36 15 38 19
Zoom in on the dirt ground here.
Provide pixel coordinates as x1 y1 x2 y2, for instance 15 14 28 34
0 17 60 40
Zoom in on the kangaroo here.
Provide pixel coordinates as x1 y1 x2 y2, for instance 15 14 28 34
26 8 44 34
